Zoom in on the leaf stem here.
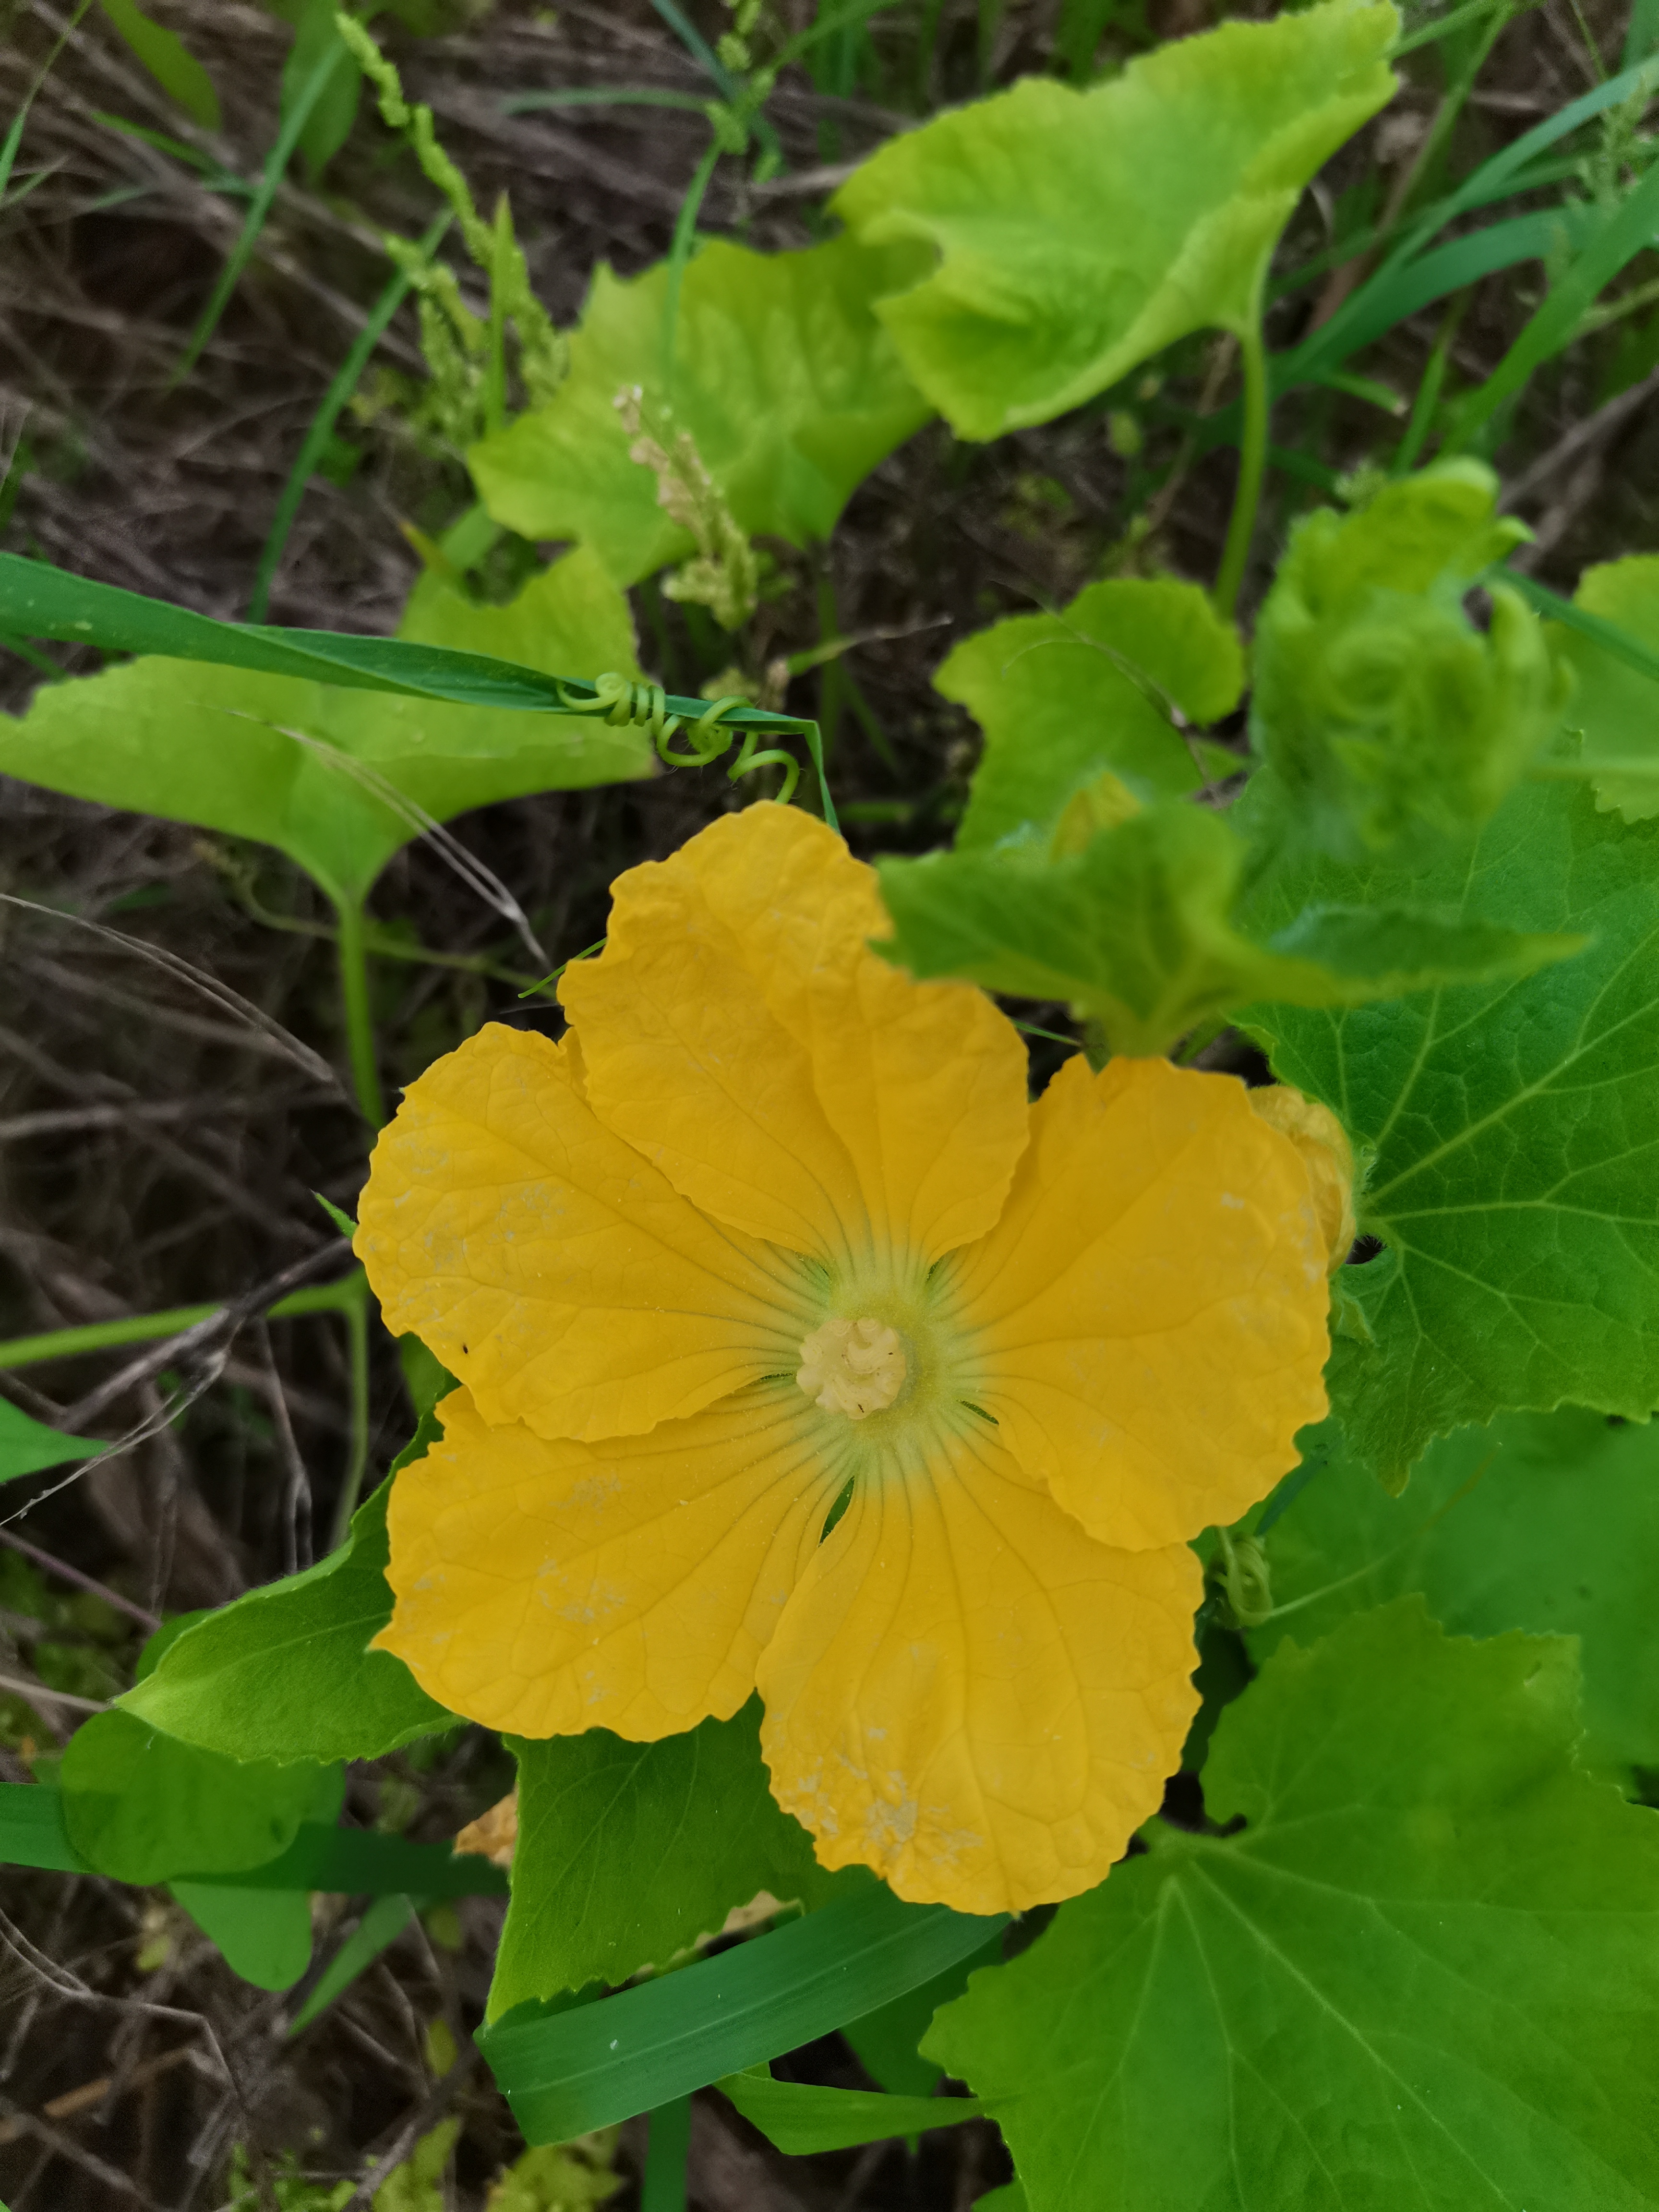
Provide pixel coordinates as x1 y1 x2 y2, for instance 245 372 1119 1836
1214 316 1270 621
335 895 386 1126
328 1274 373 1551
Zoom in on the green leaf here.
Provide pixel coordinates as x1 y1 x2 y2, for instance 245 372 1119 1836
0 1783 507 1895
1242 779 1659 1489
830 0 1397 438
843 1932 1006 2097
493 1697 850 2018
60 1710 342 1885
169 1880 314 1992
120 1476 452 1765
717 2066 982 2153
283 0 361 178
0 1394 99 1486
1547 555 1659 822
1254 1408 1659 1775
927 1599 1659 2211
469 235 932 585
876 800 1580 1056
479 1879 1005 2143
943 578 1245 850
97 0 221 129
1248 463 1566 862
0 549 652 907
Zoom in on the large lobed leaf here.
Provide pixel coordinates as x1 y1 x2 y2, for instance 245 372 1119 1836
928 1599 1659 2210
1244 780 1659 1490
1548 554 1659 822
1255 1408 1659 1775
469 236 932 584
0 548 651 907
831 0 1397 438
877 801 1581 1057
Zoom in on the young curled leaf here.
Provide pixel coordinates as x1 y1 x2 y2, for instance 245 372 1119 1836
1250 463 1570 862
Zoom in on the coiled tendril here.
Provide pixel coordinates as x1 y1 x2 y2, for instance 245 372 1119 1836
554 673 800 803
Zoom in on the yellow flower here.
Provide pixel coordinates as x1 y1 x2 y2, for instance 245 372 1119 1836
356 804 1331 1914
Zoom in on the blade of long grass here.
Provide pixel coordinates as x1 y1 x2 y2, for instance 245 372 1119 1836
499 87 710 115
0 553 824 745
0 1791 507 1895
1300 53 1659 383
640 2099 692 2212
249 210 450 622
288 1893 417 2035
173 30 349 383
0 0 93 204
1504 571 1659 683
1444 159 1659 449
1278 205 1604 393
478 1881 1004 2143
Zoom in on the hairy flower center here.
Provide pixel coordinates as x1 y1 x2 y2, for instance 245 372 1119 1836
796 1315 907 1421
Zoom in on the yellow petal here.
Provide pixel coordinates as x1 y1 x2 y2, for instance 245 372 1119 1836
355 1022 809 1440
1248 1082 1357 1270
950 1055 1330 1550
560 803 1028 1266
757 1418 1201 1914
376 1384 848 1739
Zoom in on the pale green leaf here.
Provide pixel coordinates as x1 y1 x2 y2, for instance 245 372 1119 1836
830 0 1397 438
1249 463 1564 863
491 1698 853 2018
1243 780 1659 1489
944 578 1245 850
1253 1409 1659 1775
0 1395 98 1487
469 235 932 585
170 1880 314 1991
121 1474 452 1766
876 801 1580 1056
98 0 221 129
0 548 651 906
60 1710 342 1885
928 1599 1659 2211
1548 554 1659 822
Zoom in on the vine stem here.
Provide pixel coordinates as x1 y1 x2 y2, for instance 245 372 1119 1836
1214 316 1271 622
335 894 387 1126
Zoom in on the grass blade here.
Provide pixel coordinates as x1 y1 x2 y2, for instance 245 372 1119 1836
173 30 349 383
288 1893 417 2035
1444 161 1659 448
1505 570 1659 683
478 1882 1005 2142
0 1792 506 1896
249 210 451 621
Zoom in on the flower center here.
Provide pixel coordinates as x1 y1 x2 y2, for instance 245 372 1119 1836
796 1315 907 1421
